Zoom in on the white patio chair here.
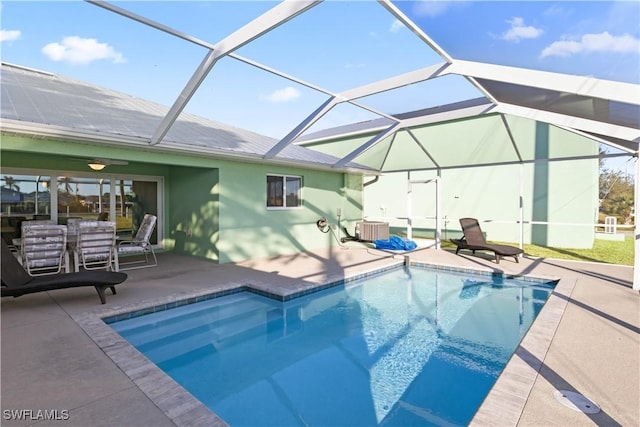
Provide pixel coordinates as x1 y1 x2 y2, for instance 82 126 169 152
66 218 85 240
26 219 56 225
74 221 119 272
117 213 157 270
20 223 70 276
66 218 96 262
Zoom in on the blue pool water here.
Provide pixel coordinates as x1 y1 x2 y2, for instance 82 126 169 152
109 266 555 426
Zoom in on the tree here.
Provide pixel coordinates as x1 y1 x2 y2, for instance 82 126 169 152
2 176 20 192
599 168 634 224
58 176 73 194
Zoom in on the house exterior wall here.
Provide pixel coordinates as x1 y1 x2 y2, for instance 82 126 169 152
216 162 361 263
362 123 599 249
365 157 598 248
1 135 364 264
167 166 220 261
165 160 363 264
302 116 600 248
305 116 600 249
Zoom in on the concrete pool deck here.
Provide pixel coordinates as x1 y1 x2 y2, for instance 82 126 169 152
1 244 638 426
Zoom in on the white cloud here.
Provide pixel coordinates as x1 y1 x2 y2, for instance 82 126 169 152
1 29 21 42
500 17 544 42
541 32 640 58
41 36 125 65
412 1 455 18
389 19 404 33
543 4 570 18
263 87 300 103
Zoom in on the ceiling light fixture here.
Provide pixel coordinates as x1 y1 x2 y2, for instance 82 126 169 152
88 161 106 171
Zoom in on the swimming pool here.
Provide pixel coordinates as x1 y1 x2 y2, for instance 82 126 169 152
109 265 555 426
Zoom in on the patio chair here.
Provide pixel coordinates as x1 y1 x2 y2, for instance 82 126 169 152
66 218 84 241
24 219 56 226
66 218 103 240
117 213 157 270
1 240 126 304
20 223 70 276
450 217 523 264
73 221 119 272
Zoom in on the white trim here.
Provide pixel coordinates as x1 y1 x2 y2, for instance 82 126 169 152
148 0 321 146
449 60 640 105
264 97 338 159
406 177 440 248
377 0 454 63
493 103 640 143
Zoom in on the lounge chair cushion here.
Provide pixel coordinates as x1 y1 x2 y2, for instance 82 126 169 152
1 250 32 287
450 239 523 257
1 270 126 297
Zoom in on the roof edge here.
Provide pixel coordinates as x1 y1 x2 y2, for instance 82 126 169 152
0 120 377 175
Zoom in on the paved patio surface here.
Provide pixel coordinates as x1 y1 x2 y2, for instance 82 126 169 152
2 243 638 426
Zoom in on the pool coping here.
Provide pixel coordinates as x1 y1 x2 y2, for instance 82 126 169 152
73 260 564 427
470 269 574 426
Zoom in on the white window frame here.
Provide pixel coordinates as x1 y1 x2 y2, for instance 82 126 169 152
1 167 164 247
266 174 302 210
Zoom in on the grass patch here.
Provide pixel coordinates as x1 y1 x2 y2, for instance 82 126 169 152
441 236 633 265
523 236 633 265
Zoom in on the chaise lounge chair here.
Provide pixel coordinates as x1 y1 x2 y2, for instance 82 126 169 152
1 240 127 304
450 217 523 264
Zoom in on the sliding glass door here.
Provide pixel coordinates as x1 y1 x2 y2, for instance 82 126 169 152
1 171 162 245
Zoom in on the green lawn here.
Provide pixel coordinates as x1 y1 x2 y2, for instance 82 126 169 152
441 236 634 265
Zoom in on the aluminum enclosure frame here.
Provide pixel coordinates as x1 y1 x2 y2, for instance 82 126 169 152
26 0 640 290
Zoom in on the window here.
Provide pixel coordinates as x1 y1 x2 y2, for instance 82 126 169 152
267 175 302 208
1 168 162 246
1 174 51 218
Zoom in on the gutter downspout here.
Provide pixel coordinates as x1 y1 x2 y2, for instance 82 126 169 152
364 176 379 187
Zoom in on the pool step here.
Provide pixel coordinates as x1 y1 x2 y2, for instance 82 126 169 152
114 293 273 342
112 293 287 364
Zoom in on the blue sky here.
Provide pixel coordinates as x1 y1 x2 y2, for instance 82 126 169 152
1 1 639 173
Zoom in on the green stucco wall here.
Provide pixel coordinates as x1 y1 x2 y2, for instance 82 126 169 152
305 116 600 249
365 158 598 249
162 159 363 264
167 166 220 261
1 135 364 264
215 162 362 263
361 120 599 249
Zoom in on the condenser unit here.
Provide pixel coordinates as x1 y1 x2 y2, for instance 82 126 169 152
356 221 389 242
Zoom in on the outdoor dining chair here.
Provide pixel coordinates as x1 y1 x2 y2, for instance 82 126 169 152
67 219 97 270
118 213 157 270
66 218 88 243
73 221 119 272
20 223 70 276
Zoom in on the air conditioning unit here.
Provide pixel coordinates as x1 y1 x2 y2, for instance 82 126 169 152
356 221 389 241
